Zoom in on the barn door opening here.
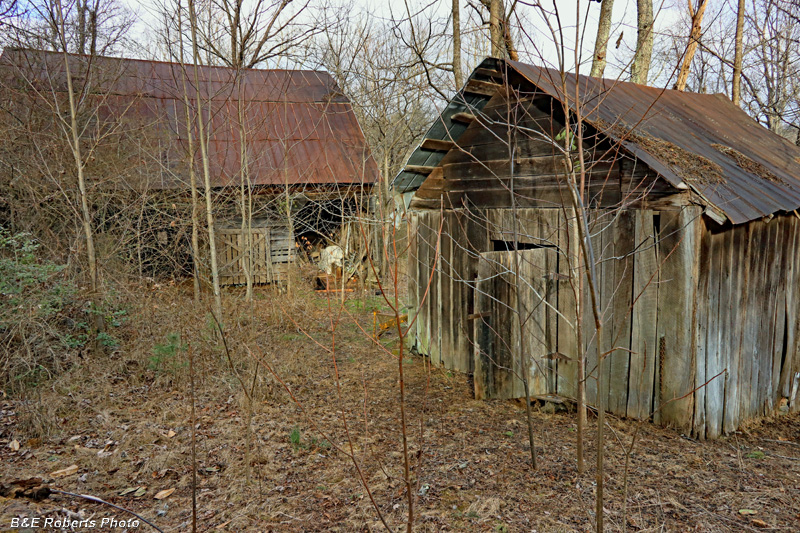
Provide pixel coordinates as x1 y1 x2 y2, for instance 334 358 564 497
473 248 559 400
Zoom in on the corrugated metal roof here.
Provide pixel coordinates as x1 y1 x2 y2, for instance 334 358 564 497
393 91 493 193
0 48 379 188
396 57 800 224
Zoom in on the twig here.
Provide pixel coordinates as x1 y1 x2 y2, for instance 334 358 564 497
761 438 800 448
50 490 164 533
767 452 800 461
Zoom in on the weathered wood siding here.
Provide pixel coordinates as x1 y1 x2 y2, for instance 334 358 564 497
215 223 294 285
409 206 800 437
694 213 800 438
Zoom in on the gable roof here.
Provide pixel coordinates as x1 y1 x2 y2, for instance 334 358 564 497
0 48 379 189
396 58 800 224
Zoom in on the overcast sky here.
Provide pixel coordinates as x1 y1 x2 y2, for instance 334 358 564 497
123 0 688 80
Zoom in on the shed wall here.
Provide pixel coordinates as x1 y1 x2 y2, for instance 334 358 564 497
408 207 800 437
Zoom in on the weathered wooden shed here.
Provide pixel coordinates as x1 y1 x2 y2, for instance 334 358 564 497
396 58 800 438
0 48 379 283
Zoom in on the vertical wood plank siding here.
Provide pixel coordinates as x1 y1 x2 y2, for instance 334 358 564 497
215 224 294 285
409 206 800 436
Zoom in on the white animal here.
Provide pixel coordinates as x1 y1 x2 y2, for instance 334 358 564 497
319 245 344 274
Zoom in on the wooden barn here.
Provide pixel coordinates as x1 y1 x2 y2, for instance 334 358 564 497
0 48 379 284
395 58 800 438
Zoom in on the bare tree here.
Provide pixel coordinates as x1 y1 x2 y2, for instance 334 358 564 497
453 0 463 87
631 0 654 84
732 0 745 105
187 0 223 320
1 0 135 349
675 0 709 90
590 0 615 77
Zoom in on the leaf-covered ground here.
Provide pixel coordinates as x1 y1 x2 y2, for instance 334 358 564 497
2 284 799 532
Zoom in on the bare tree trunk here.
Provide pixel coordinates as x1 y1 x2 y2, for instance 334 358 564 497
675 0 709 91
188 0 223 320
237 75 254 300
78 0 87 54
177 2 202 302
283 93 293 296
590 0 615 78
595 323 606 533
732 0 745 105
506 91 537 470
489 0 502 58
571 209 586 474
55 0 103 350
631 0 654 84
452 0 463 88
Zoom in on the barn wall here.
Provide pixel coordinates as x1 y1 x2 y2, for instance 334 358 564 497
408 206 800 436
694 213 800 438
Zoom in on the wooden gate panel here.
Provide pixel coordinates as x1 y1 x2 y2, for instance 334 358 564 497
474 248 558 400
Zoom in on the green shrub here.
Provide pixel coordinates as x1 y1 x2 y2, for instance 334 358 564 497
0 228 71 324
0 228 79 390
149 333 188 374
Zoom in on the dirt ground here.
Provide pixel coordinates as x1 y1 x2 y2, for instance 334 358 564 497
1 283 799 532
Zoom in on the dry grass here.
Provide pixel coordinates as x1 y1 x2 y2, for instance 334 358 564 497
712 143 784 184
1 282 799 532
600 121 725 187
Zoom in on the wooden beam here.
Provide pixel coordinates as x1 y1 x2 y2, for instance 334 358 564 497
464 78 503 96
451 112 476 123
473 68 504 80
404 165 435 175
421 138 456 152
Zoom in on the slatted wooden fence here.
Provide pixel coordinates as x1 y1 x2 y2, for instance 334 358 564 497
215 224 294 285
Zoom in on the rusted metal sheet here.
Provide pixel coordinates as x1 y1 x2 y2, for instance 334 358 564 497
396 56 800 224
507 59 800 224
0 48 379 188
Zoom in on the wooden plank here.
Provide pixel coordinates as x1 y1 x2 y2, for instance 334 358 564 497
656 206 701 431
441 137 562 165
464 78 502 96
556 210 583 398
543 210 561 395
521 249 548 395
265 227 272 284
584 210 603 408
779 216 800 398
406 212 419 352
448 211 464 371
760 219 781 414
705 228 730 438
439 213 453 368
472 67 504 79
442 159 614 181
557 208 579 399
693 223 713 439
749 222 770 418
628 210 659 420
771 217 791 410
420 138 456 152
417 212 432 356
430 212 442 366
404 165 435 175
464 209 488 374
474 254 496 399
451 112 475 123
446 183 621 211
737 224 757 423
607 210 635 416
473 249 554 400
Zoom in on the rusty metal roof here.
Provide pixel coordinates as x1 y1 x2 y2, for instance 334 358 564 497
396 57 800 224
0 48 379 188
